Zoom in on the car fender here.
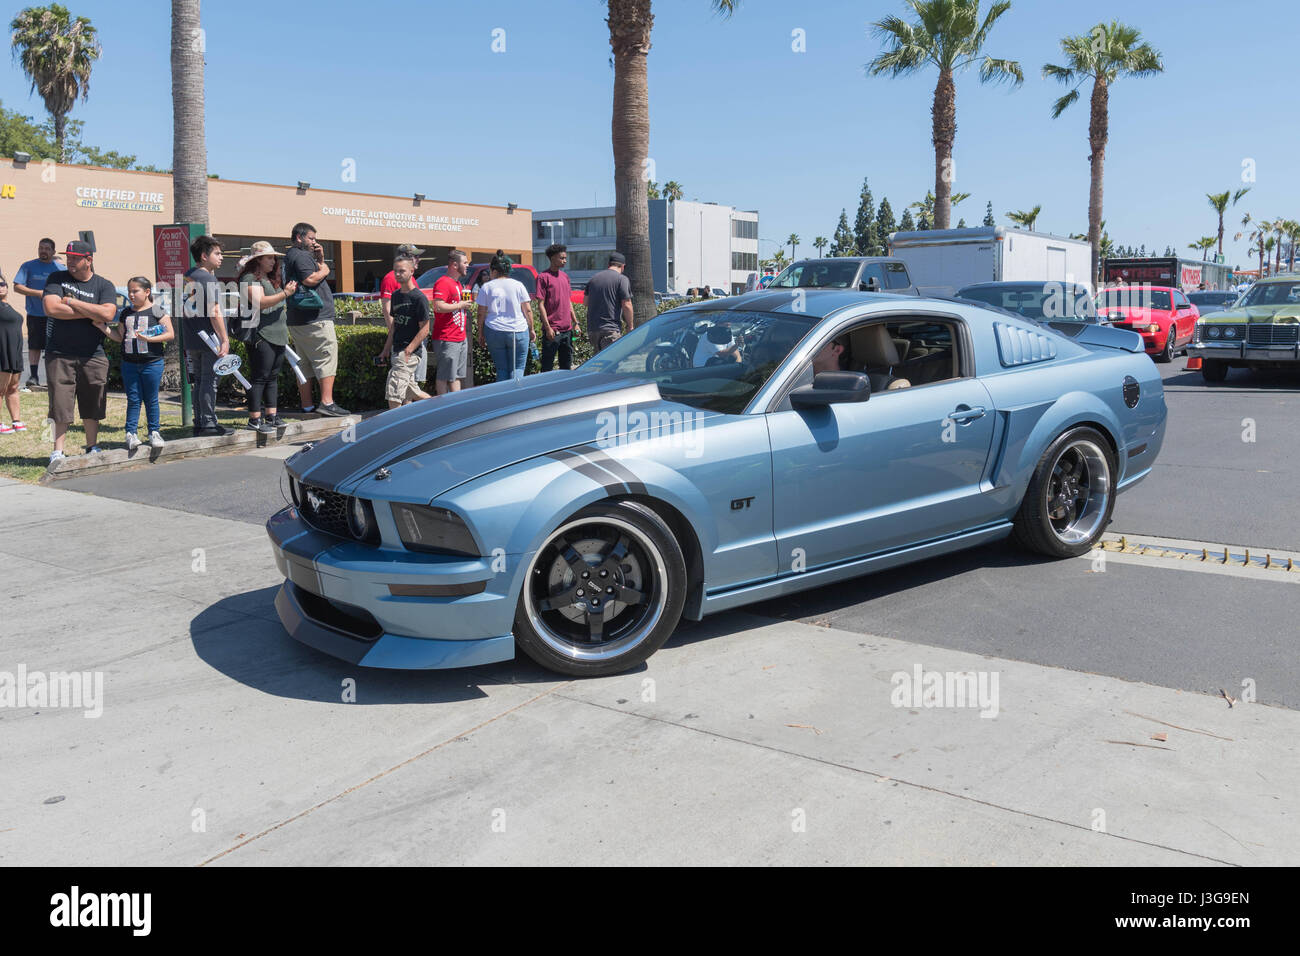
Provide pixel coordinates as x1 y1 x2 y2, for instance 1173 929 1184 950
993 388 1128 505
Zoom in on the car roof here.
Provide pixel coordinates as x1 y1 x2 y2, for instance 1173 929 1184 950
671 288 941 320
1256 272 1300 284
958 281 1090 291
783 256 902 265
1101 285 1178 293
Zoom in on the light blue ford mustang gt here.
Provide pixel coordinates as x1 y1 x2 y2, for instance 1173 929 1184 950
268 289 1166 676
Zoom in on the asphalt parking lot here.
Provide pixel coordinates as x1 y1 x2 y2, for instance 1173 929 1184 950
8 357 1299 865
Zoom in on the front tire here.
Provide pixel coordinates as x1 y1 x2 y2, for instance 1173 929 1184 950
514 500 687 676
1158 327 1176 363
1013 427 1116 559
1201 360 1228 383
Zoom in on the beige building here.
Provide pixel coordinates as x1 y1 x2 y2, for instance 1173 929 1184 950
0 157 531 292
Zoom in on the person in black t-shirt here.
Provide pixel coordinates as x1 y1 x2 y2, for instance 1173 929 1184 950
100 277 174 451
0 272 28 435
378 254 431 407
182 235 234 437
41 241 117 461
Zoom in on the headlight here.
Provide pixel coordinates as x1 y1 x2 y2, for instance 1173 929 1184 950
1207 326 1221 338
348 496 380 544
1147 324 1161 333
288 474 301 508
1225 327 1238 338
391 503 479 557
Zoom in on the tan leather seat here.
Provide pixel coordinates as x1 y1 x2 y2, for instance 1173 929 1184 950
849 324 911 391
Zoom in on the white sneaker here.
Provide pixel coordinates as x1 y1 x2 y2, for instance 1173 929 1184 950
49 449 66 464
84 445 102 455
126 432 141 451
148 431 166 449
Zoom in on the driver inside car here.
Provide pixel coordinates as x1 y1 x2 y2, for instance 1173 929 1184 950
812 330 910 390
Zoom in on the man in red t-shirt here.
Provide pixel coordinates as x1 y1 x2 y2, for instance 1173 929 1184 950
534 243 575 371
428 249 472 395
381 243 426 379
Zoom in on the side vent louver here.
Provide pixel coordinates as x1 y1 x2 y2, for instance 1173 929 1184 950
994 321 1058 367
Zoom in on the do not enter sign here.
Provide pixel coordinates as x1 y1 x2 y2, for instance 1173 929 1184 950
154 224 195 284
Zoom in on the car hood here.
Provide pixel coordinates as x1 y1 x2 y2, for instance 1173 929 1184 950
286 372 715 500
1202 305 1300 325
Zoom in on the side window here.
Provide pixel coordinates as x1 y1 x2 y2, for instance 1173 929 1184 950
1174 291 1190 309
882 320 961 386
883 261 911 288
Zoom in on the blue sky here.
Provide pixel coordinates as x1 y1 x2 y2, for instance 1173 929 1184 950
2 0 1295 267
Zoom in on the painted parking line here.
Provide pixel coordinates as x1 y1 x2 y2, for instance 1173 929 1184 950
1086 532 1300 583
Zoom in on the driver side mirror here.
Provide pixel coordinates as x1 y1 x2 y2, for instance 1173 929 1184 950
860 276 881 292
790 371 871 409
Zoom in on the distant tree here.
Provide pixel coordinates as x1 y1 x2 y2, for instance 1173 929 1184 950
787 233 801 259
662 180 683 200
1188 236 1215 260
855 178 881 254
876 197 898 243
1006 204 1042 230
831 209 856 256
10 3 101 162
983 200 995 226
957 217 966 228
900 208 916 232
813 236 829 256
1207 188 1249 259
646 180 661 199
1138 244 1146 257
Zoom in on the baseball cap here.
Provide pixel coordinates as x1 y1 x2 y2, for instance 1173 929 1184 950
65 240 93 258
396 243 425 257
608 252 626 265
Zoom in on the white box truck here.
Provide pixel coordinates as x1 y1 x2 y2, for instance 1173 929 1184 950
889 226 1093 296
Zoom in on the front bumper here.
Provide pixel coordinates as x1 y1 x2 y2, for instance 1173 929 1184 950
1187 341 1300 364
266 505 517 669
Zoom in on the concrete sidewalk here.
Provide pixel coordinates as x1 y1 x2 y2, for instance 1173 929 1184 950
1 478 1294 866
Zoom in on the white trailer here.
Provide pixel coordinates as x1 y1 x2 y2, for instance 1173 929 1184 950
889 226 1093 296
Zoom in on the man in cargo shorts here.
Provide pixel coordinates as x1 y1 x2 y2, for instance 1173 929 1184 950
40 241 117 462
379 255 431 407
428 249 471 394
284 222 349 416
584 252 633 353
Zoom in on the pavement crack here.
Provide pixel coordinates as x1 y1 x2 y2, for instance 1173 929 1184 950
557 695 1239 867
196 681 574 866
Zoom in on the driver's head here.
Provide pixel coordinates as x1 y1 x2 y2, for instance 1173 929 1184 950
812 336 848 374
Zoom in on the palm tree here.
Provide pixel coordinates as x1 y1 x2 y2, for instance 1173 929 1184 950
813 236 829 257
1187 236 1215 261
910 189 970 226
1236 214 1269 278
662 180 683 201
1283 219 1300 273
869 1 1022 231
1006 205 1042 230
1043 21 1164 285
1273 219 1289 275
787 233 800 259
170 0 208 227
9 4 101 162
609 1 738 329
1206 188 1249 260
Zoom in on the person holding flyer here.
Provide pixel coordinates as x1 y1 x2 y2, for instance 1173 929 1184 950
97 277 173 450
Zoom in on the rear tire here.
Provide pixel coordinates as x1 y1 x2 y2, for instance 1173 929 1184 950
1201 360 1228 383
1013 427 1117 559
514 500 687 676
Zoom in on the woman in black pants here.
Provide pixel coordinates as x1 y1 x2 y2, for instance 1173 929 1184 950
236 241 297 432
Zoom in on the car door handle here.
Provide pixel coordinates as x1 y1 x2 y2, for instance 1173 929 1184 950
948 405 986 423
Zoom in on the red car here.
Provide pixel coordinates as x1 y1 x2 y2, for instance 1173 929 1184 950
1094 285 1199 363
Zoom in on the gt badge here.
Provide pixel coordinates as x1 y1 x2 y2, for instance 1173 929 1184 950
731 496 755 511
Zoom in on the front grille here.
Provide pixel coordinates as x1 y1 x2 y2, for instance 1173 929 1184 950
298 482 351 538
1247 324 1299 346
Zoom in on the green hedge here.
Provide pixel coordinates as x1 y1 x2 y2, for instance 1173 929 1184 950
103 299 686 411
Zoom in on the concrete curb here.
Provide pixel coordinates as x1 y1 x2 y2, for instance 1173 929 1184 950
38 413 374 484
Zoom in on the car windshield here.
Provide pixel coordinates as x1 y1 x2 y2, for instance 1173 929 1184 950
958 284 1093 320
1189 292 1236 306
1097 288 1172 311
580 309 818 414
1240 281 1300 307
770 260 860 289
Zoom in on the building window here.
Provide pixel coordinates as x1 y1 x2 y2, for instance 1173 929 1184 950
732 219 758 240
569 249 617 271
731 251 758 272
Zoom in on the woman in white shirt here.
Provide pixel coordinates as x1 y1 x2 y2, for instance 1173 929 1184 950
475 251 535 382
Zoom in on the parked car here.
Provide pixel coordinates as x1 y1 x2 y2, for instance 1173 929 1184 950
1187 273 1300 382
1094 285 1198 362
955 281 1100 332
767 257 919 295
1187 290 1238 315
268 289 1165 676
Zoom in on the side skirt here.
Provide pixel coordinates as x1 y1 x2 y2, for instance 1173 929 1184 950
696 522 1015 617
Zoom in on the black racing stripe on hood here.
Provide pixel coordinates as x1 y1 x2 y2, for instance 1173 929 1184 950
295 373 646 488
364 383 663 480
548 449 626 494
575 446 648 496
